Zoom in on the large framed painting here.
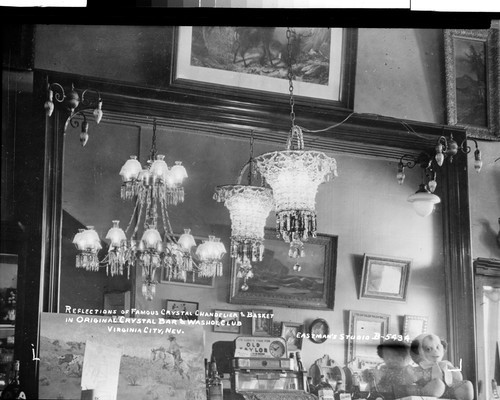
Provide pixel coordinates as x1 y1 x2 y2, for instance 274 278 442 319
229 229 337 309
172 26 357 110
444 28 499 140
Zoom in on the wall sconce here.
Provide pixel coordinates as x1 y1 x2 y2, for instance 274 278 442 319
435 134 482 173
397 153 441 217
44 81 103 146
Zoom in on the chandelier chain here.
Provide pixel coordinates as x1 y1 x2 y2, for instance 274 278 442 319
247 131 255 186
286 28 296 130
150 118 158 161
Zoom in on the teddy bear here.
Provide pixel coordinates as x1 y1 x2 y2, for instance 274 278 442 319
371 339 419 398
408 333 473 400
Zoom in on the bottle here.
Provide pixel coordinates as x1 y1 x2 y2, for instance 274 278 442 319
307 376 316 395
366 371 384 400
317 374 335 400
207 356 223 400
289 352 296 371
335 379 348 400
296 351 305 371
351 372 362 400
0 360 26 400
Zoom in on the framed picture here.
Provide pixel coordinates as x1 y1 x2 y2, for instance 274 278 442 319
359 254 411 302
403 315 429 340
281 322 304 351
213 309 241 334
103 290 131 315
308 318 329 344
172 26 357 110
229 229 337 310
348 310 390 366
444 28 499 140
164 299 198 320
160 233 215 288
251 309 274 336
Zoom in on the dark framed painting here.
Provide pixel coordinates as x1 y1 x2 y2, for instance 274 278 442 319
347 310 390 367
359 254 411 302
444 28 499 140
160 233 215 288
172 26 357 110
213 309 241 334
229 229 337 309
164 299 198 320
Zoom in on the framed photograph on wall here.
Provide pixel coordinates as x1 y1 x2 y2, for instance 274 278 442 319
359 254 411 302
280 322 304 351
403 315 429 340
164 299 198 320
230 229 337 310
251 309 273 336
348 310 390 366
213 309 241 334
444 28 499 140
172 26 358 110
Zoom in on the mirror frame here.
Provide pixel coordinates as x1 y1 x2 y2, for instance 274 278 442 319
17 68 475 398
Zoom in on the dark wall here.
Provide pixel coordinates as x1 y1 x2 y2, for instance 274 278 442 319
35 25 172 88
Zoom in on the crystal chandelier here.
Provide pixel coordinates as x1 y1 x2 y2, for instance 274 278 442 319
214 135 274 290
253 28 337 262
72 120 225 300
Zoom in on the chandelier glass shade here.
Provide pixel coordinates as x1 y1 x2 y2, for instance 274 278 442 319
195 236 227 278
254 126 337 244
120 155 187 206
73 226 102 271
407 184 441 217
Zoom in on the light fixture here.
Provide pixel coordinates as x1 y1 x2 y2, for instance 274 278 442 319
253 28 337 262
44 81 103 146
195 236 227 278
397 153 441 217
214 134 274 290
435 134 483 173
71 120 223 301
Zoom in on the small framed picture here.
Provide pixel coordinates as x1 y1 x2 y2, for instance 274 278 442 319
360 254 412 302
281 322 304 351
213 309 241 334
164 299 198 320
403 315 429 340
251 309 273 336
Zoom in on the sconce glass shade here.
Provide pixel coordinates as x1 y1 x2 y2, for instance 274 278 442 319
407 184 441 217
254 149 337 242
214 185 274 264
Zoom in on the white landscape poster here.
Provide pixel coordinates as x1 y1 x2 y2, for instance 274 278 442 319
38 312 206 400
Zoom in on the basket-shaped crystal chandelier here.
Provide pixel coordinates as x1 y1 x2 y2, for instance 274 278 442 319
253 28 337 261
214 135 274 289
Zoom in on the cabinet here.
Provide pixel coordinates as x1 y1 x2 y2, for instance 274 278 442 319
0 254 18 394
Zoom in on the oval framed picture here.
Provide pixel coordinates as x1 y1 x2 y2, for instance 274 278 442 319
309 318 329 344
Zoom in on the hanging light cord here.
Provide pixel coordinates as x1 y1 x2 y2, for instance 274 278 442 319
150 118 158 161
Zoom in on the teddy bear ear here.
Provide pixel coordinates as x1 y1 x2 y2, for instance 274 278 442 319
440 338 448 350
